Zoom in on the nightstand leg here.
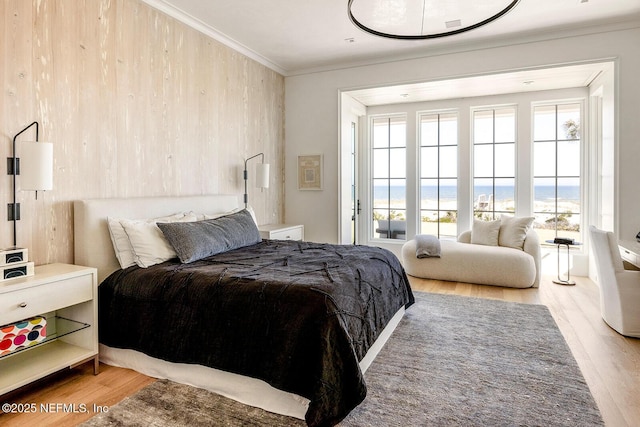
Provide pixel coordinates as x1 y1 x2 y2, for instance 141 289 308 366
71 355 101 374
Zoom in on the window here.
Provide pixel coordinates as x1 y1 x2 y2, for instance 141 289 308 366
371 116 406 240
473 108 516 220
533 103 581 242
359 93 586 250
419 112 458 238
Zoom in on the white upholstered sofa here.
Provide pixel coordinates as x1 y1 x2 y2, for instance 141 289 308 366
401 217 541 289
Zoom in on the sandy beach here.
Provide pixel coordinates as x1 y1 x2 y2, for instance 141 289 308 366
374 196 581 242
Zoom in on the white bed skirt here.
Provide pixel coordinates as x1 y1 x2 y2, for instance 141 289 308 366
99 306 405 420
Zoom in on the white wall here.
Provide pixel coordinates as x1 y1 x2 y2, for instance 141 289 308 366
285 26 640 249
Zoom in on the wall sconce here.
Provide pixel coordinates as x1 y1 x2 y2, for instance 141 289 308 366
243 153 270 208
7 121 53 247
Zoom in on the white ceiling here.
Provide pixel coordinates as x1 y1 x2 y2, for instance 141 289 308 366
144 0 640 75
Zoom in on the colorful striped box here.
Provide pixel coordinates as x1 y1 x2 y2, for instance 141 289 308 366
0 316 47 356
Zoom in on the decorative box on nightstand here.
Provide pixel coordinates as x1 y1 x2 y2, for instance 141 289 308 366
258 224 304 241
0 263 98 395
0 248 34 281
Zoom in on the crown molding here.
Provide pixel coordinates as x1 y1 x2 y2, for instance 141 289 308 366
140 0 287 76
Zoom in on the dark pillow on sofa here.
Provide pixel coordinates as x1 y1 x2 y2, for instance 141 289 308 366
158 209 261 263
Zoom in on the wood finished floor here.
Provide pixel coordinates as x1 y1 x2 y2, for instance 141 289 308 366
1 274 639 427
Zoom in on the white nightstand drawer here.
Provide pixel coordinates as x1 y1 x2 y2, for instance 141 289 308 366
259 224 304 241
269 227 303 241
0 274 93 326
620 248 636 265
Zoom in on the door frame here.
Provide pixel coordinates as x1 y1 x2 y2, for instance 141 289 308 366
339 93 366 244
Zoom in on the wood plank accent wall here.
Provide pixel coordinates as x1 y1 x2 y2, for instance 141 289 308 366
0 0 285 265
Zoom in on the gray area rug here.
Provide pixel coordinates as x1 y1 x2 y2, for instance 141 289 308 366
82 292 603 426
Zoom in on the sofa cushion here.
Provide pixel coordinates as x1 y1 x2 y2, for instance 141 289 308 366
471 219 501 246
499 216 534 250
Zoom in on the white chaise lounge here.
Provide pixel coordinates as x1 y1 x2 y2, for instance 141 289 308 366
402 217 541 289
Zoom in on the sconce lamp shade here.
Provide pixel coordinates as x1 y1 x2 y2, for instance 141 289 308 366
19 141 53 191
243 152 269 208
255 162 270 189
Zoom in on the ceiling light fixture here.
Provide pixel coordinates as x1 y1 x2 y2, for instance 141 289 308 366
445 20 462 29
348 0 521 40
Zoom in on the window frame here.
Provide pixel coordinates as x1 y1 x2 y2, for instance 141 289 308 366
417 109 459 238
369 113 408 241
532 100 585 245
471 105 518 220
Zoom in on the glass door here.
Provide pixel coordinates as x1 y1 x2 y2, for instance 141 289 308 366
350 121 359 244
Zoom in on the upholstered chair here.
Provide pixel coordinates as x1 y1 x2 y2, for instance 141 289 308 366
589 226 640 338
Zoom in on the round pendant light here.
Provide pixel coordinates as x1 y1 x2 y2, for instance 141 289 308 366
348 0 521 40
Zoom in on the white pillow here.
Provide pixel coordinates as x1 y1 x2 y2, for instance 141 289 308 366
120 219 178 268
108 212 198 269
470 219 501 246
499 215 534 250
108 213 186 269
245 205 258 225
202 210 239 221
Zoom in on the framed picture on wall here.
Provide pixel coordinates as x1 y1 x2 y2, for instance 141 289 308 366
298 154 323 190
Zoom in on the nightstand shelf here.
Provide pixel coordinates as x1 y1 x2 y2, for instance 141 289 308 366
0 263 98 396
0 341 95 393
258 224 304 241
0 316 90 361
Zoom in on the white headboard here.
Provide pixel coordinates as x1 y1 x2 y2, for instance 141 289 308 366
74 194 241 283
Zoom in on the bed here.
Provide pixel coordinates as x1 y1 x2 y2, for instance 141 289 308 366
73 194 414 426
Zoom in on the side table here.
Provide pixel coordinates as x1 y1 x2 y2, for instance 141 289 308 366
546 240 581 285
0 263 98 395
258 224 304 241
618 240 640 270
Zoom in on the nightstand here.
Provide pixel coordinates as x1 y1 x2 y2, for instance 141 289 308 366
0 263 98 395
258 224 304 241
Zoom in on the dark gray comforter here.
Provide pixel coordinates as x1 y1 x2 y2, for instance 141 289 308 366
98 239 414 426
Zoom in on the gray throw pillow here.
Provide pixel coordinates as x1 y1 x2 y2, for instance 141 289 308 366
158 209 261 263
